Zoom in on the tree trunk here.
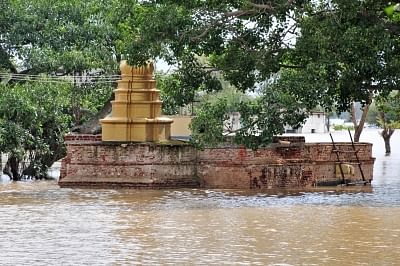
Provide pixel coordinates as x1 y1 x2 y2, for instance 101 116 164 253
71 71 83 125
0 48 18 75
71 93 114 134
353 126 362 143
379 112 395 155
383 135 391 155
326 116 330 132
351 102 370 142
3 156 21 181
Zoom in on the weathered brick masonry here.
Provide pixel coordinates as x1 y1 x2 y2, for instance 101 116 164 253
59 134 198 188
59 134 375 189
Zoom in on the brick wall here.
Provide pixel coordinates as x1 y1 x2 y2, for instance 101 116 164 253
197 145 312 189
197 142 374 189
59 134 199 189
59 134 375 189
305 142 374 185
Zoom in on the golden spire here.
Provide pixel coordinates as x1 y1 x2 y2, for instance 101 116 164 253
101 60 172 142
120 60 154 79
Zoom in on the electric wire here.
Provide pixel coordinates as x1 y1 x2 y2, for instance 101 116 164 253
0 71 167 84
0 72 121 84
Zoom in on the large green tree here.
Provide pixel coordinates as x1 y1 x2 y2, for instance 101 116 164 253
0 0 133 179
125 0 302 89
122 0 310 147
0 0 127 125
287 0 400 142
124 0 400 146
0 82 71 180
1 0 121 74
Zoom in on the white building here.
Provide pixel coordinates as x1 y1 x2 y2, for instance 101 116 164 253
285 111 327 133
170 111 327 138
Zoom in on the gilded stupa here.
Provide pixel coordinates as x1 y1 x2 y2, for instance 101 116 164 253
100 60 173 142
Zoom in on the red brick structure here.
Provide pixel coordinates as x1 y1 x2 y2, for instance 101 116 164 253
59 134 375 189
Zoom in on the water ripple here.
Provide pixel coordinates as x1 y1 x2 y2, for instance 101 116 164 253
0 130 400 264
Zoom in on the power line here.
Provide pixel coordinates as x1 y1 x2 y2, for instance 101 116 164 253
0 71 169 84
0 73 121 84
1 73 121 78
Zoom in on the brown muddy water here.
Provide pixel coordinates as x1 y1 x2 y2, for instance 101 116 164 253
1 129 400 265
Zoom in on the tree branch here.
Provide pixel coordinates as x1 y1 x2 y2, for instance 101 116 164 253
224 10 253 18
189 0 295 42
190 10 254 41
351 102 357 128
248 0 294 11
279 64 303 69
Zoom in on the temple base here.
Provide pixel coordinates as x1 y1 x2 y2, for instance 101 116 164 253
101 118 173 142
59 135 375 189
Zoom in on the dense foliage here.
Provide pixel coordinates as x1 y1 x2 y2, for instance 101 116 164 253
0 82 71 180
191 83 308 149
0 0 122 179
376 92 400 128
0 0 130 74
123 0 400 147
292 1 400 107
121 0 310 147
124 0 301 89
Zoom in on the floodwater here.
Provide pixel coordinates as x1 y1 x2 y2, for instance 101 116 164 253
0 129 400 265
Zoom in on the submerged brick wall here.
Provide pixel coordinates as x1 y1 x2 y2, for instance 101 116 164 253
59 134 375 189
305 142 374 186
197 144 312 189
197 142 374 189
59 135 199 188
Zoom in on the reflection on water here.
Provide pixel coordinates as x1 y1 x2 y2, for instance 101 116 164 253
0 129 400 265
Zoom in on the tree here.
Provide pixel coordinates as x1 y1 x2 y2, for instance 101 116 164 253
122 0 400 147
155 57 222 116
350 101 371 142
123 0 304 88
366 101 379 127
0 0 126 73
286 0 400 142
190 79 309 149
376 91 400 155
0 0 133 179
120 1 311 147
0 82 72 180
1 0 132 128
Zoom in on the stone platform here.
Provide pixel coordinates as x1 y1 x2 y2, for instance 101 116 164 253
59 135 375 189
